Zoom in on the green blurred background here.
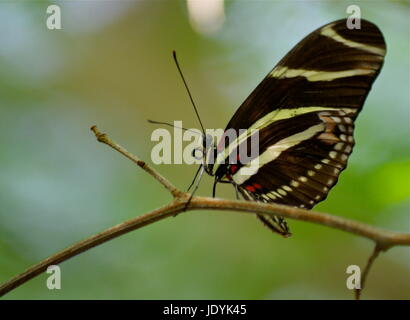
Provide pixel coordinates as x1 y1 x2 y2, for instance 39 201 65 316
0 0 409 299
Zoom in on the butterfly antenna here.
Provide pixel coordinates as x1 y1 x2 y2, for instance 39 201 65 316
147 119 201 135
172 50 206 136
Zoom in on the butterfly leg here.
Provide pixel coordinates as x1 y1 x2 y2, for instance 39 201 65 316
233 182 240 200
212 179 217 198
175 165 205 217
212 179 232 198
186 164 202 192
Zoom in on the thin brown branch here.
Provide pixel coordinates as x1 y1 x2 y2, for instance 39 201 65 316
0 201 186 297
190 197 410 247
90 125 183 198
355 244 383 300
1 125 409 298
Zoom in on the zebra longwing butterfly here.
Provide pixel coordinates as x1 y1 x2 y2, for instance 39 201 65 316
200 19 386 237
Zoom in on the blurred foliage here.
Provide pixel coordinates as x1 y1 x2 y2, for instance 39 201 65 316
0 0 409 299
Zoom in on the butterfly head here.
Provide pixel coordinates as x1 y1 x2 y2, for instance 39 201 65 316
202 133 217 176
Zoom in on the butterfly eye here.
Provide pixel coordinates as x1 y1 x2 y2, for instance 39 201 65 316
192 147 204 160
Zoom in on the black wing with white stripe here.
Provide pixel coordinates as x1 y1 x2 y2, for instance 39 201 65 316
214 19 386 236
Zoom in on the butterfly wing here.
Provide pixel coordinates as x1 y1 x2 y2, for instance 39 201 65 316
214 19 386 235
224 19 385 131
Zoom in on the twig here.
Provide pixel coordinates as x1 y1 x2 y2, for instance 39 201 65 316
0 126 409 298
90 126 183 199
355 244 383 300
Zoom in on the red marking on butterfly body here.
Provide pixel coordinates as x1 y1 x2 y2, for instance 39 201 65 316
245 183 263 193
245 185 256 192
230 165 238 174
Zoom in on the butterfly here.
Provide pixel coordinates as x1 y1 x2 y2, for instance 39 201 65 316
163 19 386 237
185 18 386 237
